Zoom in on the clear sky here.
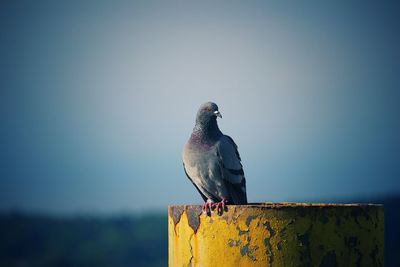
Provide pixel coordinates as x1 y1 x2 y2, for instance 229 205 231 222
1 0 399 214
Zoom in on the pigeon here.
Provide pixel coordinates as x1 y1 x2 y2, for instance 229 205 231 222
182 102 247 215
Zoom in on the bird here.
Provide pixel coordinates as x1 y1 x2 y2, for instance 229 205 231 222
182 102 247 215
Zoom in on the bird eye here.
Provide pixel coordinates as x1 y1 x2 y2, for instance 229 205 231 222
206 107 211 112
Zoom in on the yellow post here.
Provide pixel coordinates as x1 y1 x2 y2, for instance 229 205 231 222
168 203 383 267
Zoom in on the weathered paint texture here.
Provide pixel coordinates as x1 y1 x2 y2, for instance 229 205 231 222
168 203 384 267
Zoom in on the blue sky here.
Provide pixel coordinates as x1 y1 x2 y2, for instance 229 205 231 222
1 0 399 214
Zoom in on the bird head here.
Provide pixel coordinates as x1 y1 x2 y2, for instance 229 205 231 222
197 101 221 119
195 102 222 129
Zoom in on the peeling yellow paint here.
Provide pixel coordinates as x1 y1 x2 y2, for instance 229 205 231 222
169 203 384 267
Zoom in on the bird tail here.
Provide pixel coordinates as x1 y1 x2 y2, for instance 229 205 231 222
226 179 247 205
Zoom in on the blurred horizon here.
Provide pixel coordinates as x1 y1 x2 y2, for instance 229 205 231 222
1 0 400 215
0 192 398 217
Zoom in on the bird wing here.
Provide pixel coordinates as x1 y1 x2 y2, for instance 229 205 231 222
216 135 247 204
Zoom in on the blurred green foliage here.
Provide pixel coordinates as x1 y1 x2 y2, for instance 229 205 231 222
0 213 167 267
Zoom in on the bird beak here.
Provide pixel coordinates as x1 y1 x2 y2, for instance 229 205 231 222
214 110 222 118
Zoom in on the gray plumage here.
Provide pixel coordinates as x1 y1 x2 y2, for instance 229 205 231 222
182 102 247 205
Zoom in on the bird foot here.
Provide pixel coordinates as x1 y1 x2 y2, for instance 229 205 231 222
215 198 228 215
202 199 214 215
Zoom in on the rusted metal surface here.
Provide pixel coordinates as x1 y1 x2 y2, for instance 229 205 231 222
168 203 384 267
185 205 202 234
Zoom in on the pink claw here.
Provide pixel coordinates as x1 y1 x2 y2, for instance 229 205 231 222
215 198 227 215
202 200 214 215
